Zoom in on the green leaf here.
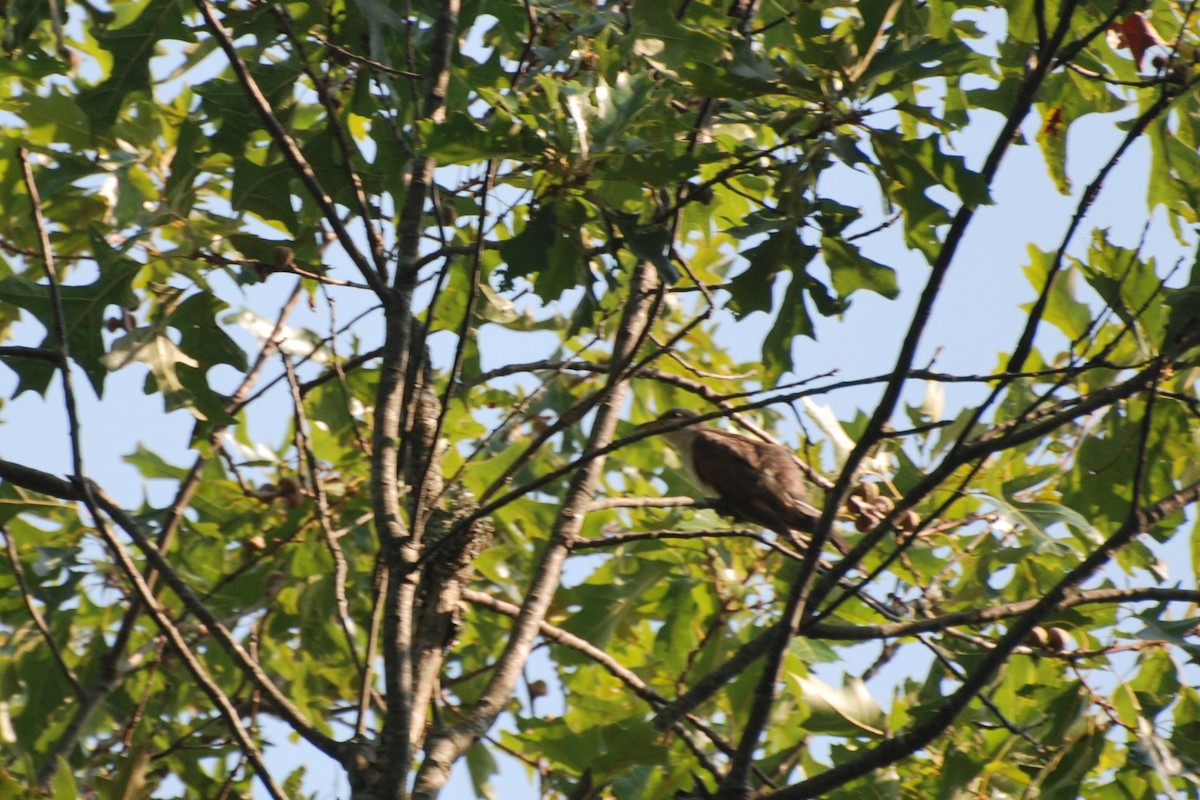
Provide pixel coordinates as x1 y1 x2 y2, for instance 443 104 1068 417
231 159 299 233
0 230 139 394
1024 245 1091 342
50 758 78 800
822 237 899 300
872 130 990 260
123 444 189 481
497 202 589 302
465 741 499 800
173 292 248 373
103 327 200 413
982 490 1094 550
195 57 305 157
77 0 190 133
1036 104 1071 194
1027 723 1106 800
728 230 816 318
1149 119 1200 226
419 111 529 166
761 272 816 378
786 674 886 736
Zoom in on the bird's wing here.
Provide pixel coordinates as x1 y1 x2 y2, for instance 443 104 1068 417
690 430 818 526
691 430 849 554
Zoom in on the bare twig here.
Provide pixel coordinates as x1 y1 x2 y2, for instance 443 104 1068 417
86 505 290 800
410 261 662 798
192 0 387 293
282 355 363 673
770 397 1199 800
2 524 83 695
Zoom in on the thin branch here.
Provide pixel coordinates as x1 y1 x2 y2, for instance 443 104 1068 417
0 345 63 363
914 632 1043 749
309 33 422 77
411 261 661 799
20 147 107 788
974 80 1183 429
462 589 733 786
463 589 666 707
272 5 391 280
588 495 703 511
18 148 84 493
85 504 290 800
769 434 1200 799
357 559 388 738
0 461 347 762
808 356 1169 620
191 0 387 293
654 627 783 732
2 524 83 695
282 355 363 673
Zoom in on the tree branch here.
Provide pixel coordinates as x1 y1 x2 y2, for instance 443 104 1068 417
34 284 306 786
410 261 662 798
0 460 347 762
375 0 462 794
2 524 83 696
770 421 1200 798
191 0 387 293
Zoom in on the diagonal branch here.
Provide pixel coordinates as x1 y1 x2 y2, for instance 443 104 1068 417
0 460 346 761
83 501 289 800
463 587 740 786
768 380 1194 800
2 524 83 696
410 261 662 799
192 0 387 294
34 285 306 786
17 148 84 490
283 354 363 673
807 356 1169 617
271 4 390 278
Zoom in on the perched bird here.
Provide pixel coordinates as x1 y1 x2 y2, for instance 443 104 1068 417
638 408 849 555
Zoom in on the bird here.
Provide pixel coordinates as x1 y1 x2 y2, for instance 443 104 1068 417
638 407 849 555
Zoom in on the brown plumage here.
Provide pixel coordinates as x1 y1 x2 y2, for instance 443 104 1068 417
639 408 849 555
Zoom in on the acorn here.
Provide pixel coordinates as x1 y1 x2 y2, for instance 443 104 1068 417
1024 626 1049 649
1046 627 1074 652
272 245 296 270
846 494 872 516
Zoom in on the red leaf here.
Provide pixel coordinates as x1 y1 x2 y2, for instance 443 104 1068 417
1109 13 1169 70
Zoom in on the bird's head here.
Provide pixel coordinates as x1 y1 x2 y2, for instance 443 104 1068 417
637 407 705 450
